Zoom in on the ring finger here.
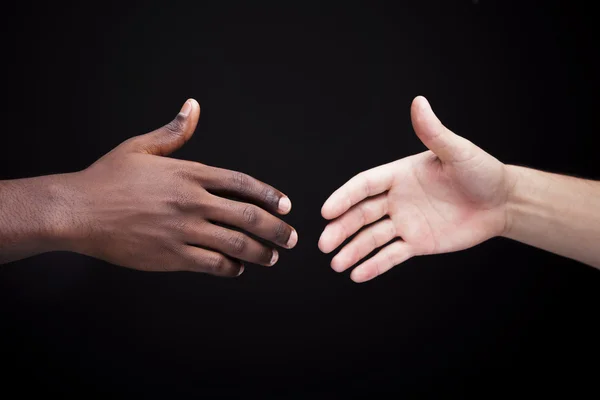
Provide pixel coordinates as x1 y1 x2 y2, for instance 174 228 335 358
330 218 397 272
188 223 278 266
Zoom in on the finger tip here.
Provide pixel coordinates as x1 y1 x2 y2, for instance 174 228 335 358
321 203 335 220
269 249 279 266
286 229 298 249
330 257 345 273
185 98 200 115
320 207 328 220
278 196 292 214
350 267 373 283
317 234 334 254
318 244 331 254
412 95 428 108
180 99 201 128
317 240 327 253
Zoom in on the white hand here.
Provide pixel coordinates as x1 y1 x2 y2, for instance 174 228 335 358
318 96 513 283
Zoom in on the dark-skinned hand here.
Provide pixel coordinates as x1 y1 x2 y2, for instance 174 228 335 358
0 99 298 277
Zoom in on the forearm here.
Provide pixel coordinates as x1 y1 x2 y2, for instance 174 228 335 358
0 174 77 263
503 165 600 268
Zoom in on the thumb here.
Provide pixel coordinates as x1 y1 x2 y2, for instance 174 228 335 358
134 99 200 156
410 96 473 163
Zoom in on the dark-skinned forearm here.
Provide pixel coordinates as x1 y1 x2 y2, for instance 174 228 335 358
0 174 78 263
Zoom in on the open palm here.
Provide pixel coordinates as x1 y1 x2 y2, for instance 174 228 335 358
318 96 513 283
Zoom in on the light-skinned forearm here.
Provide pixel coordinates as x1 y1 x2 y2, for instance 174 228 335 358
503 165 600 269
0 174 76 264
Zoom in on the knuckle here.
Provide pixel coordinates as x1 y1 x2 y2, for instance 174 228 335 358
172 187 197 210
357 204 368 226
200 196 220 215
230 171 251 193
388 222 397 237
353 172 368 196
361 175 372 197
206 254 226 273
172 166 195 182
171 218 189 235
228 234 247 255
338 221 350 242
242 205 259 226
120 136 140 150
260 186 279 207
164 115 186 136
453 141 477 163
192 162 209 183
370 231 379 249
374 261 381 278
350 247 361 265
457 148 473 162
274 222 288 242
338 219 354 238
385 251 395 269
260 246 273 263
161 244 185 271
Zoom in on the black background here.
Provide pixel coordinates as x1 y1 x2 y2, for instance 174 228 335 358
1 0 599 397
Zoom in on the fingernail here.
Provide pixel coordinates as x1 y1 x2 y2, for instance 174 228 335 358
278 196 292 214
179 100 192 117
269 249 279 266
237 264 245 276
286 230 298 249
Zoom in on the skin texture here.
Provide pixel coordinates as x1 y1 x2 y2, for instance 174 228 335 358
0 99 298 277
319 95 600 283
503 165 600 269
2 96 598 281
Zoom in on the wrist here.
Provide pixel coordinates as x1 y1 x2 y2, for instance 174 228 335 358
501 164 523 239
42 172 91 254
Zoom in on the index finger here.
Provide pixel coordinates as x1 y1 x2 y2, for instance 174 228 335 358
321 162 395 220
201 167 292 215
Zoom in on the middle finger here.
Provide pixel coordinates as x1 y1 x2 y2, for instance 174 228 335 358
205 195 298 249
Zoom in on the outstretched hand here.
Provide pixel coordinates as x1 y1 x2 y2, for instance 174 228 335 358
59 99 298 276
318 96 513 283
